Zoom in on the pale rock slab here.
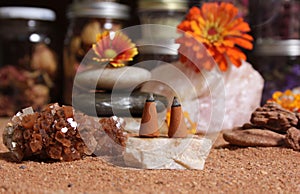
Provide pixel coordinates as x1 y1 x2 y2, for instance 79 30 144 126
75 66 151 90
124 136 212 169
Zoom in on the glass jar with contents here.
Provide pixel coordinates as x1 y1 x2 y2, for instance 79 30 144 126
0 7 58 116
63 0 130 104
138 0 188 40
248 40 300 103
136 0 187 69
136 42 179 70
249 0 300 41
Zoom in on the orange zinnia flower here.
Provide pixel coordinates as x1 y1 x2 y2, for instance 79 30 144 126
92 31 138 67
270 90 300 112
176 2 253 72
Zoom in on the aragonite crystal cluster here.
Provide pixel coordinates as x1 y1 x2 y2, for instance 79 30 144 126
3 103 127 162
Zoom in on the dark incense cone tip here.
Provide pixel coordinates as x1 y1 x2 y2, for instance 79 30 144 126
146 93 155 102
172 96 181 107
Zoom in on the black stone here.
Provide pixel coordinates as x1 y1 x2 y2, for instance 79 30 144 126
73 91 168 117
19 165 26 169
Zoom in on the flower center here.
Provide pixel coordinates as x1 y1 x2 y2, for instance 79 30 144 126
206 26 220 42
104 48 117 59
208 27 217 36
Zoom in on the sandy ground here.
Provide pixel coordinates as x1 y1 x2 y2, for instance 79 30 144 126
0 118 300 194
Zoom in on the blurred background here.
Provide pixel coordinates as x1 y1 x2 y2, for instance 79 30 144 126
0 0 299 116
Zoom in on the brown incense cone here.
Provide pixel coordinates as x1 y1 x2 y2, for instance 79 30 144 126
168 97 187 138
139 94 159 137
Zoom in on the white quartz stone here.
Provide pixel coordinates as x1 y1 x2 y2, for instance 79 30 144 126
124 136 212 169
75 66 151 90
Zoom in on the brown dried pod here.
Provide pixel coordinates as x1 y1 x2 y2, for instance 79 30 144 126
250 102 299 133
285 127 300 151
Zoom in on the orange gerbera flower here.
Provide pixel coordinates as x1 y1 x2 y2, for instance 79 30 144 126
176 2 253 72
92 31 138 67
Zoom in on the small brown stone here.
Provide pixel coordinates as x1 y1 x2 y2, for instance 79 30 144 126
250 102 298 133
242 123 256 129
285 127 300 151
223 129 286 147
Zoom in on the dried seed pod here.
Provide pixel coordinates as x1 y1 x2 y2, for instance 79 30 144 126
250 102 298 133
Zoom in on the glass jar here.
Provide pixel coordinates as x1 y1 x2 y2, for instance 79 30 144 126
0 7 58 116
249 40 300 103
249 0 300 41
138 0 188 40
63 1 130 104
136 42 179 70
136 0 187 70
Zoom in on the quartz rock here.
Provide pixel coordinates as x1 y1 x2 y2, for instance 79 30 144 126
285 127 300 151
75 66 151 90
223 129 286 147
124 136 212 169
220 61 264 130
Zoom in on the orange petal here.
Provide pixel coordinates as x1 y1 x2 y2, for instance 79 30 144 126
226 36 253 50
187 6 201 20
228 55 242 68
227 47 246 61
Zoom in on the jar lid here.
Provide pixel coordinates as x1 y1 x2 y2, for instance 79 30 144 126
254 39 300 56
0 7 56 21
67 1 130 19
138 0 188 11
137 39 179 55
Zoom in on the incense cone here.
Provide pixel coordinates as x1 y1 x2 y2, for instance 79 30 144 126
139 94 159 137
168 97 187 138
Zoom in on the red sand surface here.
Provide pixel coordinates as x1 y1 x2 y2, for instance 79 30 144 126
0 118 300 193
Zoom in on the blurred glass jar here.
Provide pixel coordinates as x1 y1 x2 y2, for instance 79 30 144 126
249 40 300 103
138 0 188 40
0 7 58 116
63 1 130 104
249 0 300 41
136 0 187 69
136 42 179 70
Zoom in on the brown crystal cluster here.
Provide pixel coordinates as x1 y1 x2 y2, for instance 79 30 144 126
223 102 300 151
77 115 127 157
3 103 128 162
100 116 127 147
